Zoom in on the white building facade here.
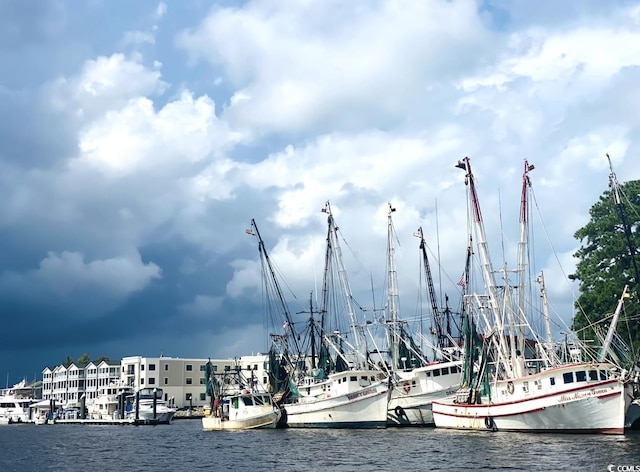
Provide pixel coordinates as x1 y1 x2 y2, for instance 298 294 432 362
42 355 269 409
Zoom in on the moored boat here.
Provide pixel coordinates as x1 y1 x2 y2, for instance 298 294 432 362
0 379 38 423
125 387 176 424
433 361 628 433
202 360 281 430
432 158 631 434
283 370 388 428
202 390 281 431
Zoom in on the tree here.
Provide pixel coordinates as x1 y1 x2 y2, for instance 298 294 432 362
61 356 74 368
571 179 640 350
76 353 90 366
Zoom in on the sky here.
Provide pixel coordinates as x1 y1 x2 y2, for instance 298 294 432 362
1 0 639 385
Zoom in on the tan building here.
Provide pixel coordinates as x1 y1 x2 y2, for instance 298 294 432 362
120 354 270 409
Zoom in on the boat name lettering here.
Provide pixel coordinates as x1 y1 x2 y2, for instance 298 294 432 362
347 388 375 401
558 388 610 403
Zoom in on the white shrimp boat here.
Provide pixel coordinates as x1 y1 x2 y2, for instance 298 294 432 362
283 370 388 428
433 362 629 433
202 390 281 431
388 361 461 426
432 158 632 434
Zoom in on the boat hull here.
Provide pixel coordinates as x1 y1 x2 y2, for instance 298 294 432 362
387 361 461 426
285 382 388 428
433 375 626 434
202 409 280 431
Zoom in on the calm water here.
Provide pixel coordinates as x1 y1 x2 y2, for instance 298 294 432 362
1 420 639 472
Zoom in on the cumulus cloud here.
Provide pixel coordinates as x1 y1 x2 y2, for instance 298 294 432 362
0 251 161 318
49 53 168 120
177 0 495 135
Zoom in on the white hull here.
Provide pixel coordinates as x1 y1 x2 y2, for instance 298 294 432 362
433 363 627 434
387 361 461 426
202 409 280 430
202 391 281 431
128 406 176 424
285 372 388 428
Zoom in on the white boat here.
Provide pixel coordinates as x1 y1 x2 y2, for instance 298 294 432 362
249 209 390 429
33 415 47 425
382 210 463 426
87 382 134 420
125 388 176 424
283 370 388 428
432 158 631 434
388 361 461 426
0 379 37 423
202 390 281 431
433 362 628 433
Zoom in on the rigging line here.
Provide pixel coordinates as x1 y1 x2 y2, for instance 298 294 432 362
498 189 507 270
435 198 444 309
528 185 584 323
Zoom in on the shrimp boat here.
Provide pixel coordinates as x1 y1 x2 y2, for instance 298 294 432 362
432 158 632 434
249 206 389 429
202 390 281 431
202 361 281 430
381 206 462 426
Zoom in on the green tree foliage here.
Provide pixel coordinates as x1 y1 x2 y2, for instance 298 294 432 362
76 353 90 366
571 179 640 348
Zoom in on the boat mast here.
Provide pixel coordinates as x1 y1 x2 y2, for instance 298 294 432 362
456 157 513 378
247 219 302 357
415 226 447 350
514 160 535 377
536 271 556 366
322 202 364 367
386 203 402 369
598 285 630 362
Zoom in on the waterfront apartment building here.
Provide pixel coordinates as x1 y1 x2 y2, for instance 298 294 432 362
42 354 270 409
42 360 121 405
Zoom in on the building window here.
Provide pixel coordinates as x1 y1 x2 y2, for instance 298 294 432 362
199 365 205 371
141 365 145 371
141 378 145 385
200 393 206 401
186 378 193 385
148 377 155 385
164 365 168 371
186 393 192 401
186 364 193 371
149 364 156 371
164 378 168 385
199 378 205 385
